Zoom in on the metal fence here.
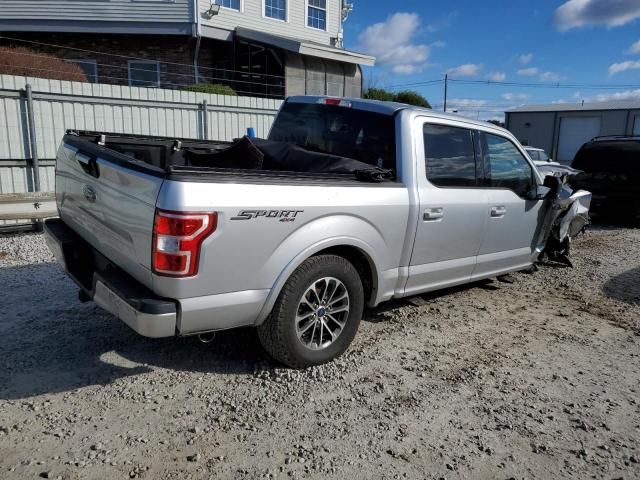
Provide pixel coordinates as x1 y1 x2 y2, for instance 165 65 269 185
0 74 283 227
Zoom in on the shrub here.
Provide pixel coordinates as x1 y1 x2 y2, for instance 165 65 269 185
362 87 431 108
0 46 87 82
186 83 238 96
362 87 397 102
393 90 431 109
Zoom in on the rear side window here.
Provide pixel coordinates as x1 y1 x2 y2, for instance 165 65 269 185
483 133 533 196
269 102 396 170
423 124 477 187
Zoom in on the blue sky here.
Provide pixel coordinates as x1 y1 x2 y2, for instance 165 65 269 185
343 0 640 120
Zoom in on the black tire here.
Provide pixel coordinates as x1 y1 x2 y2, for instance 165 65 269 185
257 254 364 369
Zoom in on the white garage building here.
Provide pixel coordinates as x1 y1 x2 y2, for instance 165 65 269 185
505 100 640 164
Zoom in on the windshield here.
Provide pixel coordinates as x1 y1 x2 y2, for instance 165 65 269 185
268 102 397 170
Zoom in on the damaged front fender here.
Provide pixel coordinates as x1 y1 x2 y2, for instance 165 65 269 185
534 175 592 267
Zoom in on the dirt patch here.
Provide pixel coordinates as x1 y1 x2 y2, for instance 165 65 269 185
0 227 639 479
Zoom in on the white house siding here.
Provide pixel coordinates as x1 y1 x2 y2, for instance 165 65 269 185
201 0 341 45
0 0 193 25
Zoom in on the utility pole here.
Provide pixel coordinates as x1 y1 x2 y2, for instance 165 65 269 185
443 74 448 113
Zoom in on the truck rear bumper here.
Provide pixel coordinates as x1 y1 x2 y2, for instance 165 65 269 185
44 218 177 338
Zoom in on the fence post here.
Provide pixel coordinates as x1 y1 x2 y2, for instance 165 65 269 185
24 83 41 193
201 99 209 140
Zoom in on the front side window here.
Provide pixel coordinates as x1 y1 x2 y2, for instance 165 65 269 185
484 133 533 196
308 0 326 30
128 61 160 87
424 124 477 187
265 0 286 20
218 0 240 9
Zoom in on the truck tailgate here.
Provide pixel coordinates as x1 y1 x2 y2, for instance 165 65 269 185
55 139 163 288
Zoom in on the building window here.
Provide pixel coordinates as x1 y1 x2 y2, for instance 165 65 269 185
217 0 240 10
307 0 326 30
128 60 160 87
264 0 286 21
70 60 98 83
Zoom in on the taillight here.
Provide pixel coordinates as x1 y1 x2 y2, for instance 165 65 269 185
319 98 352 108
152 210 217 277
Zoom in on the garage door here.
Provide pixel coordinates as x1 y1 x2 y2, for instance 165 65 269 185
557 117 601 164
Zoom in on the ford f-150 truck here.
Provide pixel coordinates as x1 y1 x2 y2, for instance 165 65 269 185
44 96 590 368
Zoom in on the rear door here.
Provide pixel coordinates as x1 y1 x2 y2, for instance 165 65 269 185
473 131 545 278
55 137 164 287
405 120 488 295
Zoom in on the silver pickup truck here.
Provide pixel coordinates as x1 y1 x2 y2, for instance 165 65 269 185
44 96 590 368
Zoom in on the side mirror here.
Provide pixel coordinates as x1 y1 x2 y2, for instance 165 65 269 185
525 184 551 201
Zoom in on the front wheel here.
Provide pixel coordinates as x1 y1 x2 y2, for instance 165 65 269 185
257 255 364 369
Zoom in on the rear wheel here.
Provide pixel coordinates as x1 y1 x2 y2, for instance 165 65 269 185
257 255 364 368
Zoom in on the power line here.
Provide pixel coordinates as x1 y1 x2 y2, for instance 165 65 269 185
387 79 443 89
387 75 640 91
448 78 640 90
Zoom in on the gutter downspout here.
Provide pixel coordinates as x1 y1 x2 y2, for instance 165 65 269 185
193 0 202 83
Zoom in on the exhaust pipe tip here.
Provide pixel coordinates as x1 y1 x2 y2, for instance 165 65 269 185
197 332 216 344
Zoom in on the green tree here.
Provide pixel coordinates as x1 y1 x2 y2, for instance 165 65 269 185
362 87 397 102
362 87 431 108
393 90 431 108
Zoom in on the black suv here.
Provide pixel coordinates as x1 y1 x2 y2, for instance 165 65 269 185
571 136 640 221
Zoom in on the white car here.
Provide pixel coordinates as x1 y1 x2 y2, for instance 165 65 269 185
524 146 552 164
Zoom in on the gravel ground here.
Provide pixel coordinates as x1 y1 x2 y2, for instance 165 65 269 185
0 227 639 480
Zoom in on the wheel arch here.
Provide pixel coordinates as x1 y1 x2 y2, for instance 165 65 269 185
255 238 381 326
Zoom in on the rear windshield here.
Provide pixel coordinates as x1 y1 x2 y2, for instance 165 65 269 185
572 140 640 175
268 102 397 170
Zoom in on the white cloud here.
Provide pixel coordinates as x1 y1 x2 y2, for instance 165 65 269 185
539 71 561 82
430 41 447 48
555 0 640 31
358 13 430 75
488 71 506 82
576 89 640 102
629 39 640 54
519 53 534 65
609 60 640 75
592 89 640 101
445 64 482 77
392 64 424 75
502 93 529 101
517 67 539 77
425 12 457 33
447 98 488 109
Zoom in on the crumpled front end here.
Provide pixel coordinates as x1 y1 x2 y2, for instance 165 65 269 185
535 176 592 267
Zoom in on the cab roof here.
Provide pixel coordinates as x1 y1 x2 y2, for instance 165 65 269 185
286 96 503 131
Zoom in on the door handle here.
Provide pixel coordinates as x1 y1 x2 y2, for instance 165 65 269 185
423 207 444 221
490 206 506 217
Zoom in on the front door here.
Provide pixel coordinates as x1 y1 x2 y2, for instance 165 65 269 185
473 131 546 279
405 121 488 295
